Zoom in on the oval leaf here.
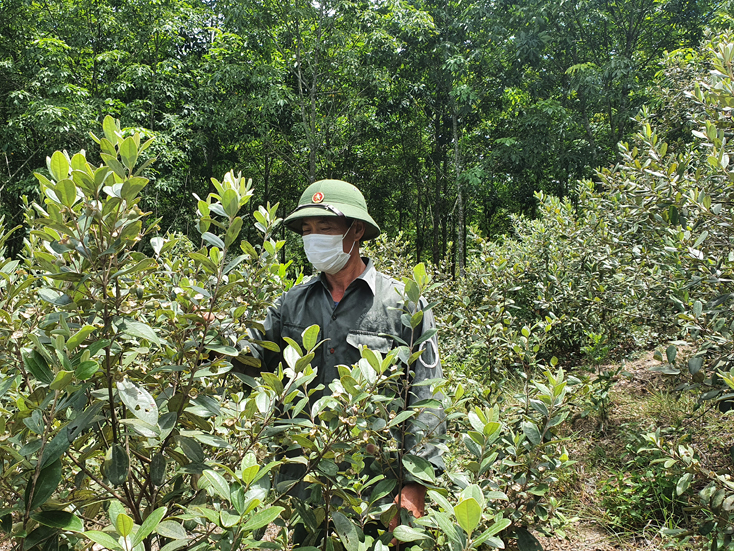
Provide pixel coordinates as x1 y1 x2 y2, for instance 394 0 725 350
242 506 285 532
117 379 159 425
454 498 481 535
31 511 83 532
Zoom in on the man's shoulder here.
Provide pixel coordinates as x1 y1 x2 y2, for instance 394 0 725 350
277 275 321 305
373 269 406 302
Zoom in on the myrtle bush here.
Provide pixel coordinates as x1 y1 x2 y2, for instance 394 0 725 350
0 117 578 551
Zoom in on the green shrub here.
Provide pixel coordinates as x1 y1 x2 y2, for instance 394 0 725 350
0 116 578 551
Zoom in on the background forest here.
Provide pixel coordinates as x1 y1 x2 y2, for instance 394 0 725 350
0 0 721 267
2 1 734 551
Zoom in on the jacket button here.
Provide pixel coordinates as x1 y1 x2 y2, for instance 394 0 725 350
331 314 337 320
330 347 335 354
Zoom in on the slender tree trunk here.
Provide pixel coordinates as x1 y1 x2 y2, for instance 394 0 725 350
432 136 442 266
416 169 423 262
452 106 464 277
440 151 447 262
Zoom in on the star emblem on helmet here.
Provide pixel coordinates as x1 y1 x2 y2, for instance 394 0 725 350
312 192 324 203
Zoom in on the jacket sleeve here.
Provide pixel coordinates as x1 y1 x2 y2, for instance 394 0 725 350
402 304 446 481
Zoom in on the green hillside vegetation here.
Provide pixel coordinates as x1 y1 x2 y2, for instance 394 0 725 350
1 3 734 551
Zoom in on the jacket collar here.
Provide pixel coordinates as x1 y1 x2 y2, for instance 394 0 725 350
315 257 377 296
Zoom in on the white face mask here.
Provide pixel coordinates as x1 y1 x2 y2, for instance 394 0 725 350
302 222 355 274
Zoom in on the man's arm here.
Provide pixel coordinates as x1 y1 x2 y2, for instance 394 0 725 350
403 304 446 473
390 303 446 537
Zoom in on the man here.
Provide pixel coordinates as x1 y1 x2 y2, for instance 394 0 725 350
247 179 445 543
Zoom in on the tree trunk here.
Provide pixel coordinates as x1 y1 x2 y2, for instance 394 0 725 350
453 105 464 277
432 112 442 266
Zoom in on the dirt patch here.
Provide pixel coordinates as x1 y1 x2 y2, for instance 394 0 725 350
614 350 671 396
534 522 666 551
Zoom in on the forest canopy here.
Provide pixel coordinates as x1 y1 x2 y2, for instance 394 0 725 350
2 1 734 550
0 0 722 267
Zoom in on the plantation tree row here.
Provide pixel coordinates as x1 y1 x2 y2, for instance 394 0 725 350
0 0 718 269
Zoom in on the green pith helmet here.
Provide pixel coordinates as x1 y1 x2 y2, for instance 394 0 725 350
283 179 381 240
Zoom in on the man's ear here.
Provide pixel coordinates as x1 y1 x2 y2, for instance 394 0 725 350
354 220 366 241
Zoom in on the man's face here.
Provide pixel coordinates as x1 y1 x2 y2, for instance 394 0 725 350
301 216 362 253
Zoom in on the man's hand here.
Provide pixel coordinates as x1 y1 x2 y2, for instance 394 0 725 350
389 483 426 547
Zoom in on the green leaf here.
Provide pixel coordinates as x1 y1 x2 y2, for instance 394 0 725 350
31 511 83 532
222 189 240 218
116 513 134 538
331 511 360 551
369 479 396 504
460 484 485 509
225 217 243 247
132 507 167 547
341 375 360 396
405 280 420 305
40 429 72 468
220 510 241 528
302 325 320 351
120 320 162 347
84 531 123 551
37 288 73 306
120 177 148 202
49 151 70 181
23 525 57 551
475 517 511 541
648 365 680 375
402 454 435 483
50 369 73 391
102 116 119 145
105 444 129 486
101 153 127 178
393 525 429 542
413 262 427 285
117 379 159 425
178 436 205 462
261 372 284 395
204 343 238 356
241 506 285 532
27 460 62 511
75 360 99 380
202 232 225 249
516 527 543 551
202 470 230 501
676 473 693 496
223 254 248 274
666 344 677 364
66 325 96 351
155 521 188 540
68 402 104 441
55 179 77 207
119 137 138 170
24 351 54 385
454 498 481 535
150 454 166 486
387 410 416 428
522 421 542 445
688 356 704 375
159 541 189 551
414 328 437 347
